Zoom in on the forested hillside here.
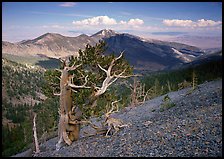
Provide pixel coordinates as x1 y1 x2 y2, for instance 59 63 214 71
2 58 46 104
2 58 59 156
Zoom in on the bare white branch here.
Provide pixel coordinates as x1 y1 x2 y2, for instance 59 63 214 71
97 64 108 74
33 113 40 154
105 99 122 118
107 77 118 88
108 51 124 74
113 68 127 77
111 98 122 112
55 69 62 72
59 58 65 66
70 61 77 68
53 89 61 96
142 88 151 103
71 89 78 93
94 51 134 97
114 70 142 78
69 75 91 89
115 51 124 61
56 76 61 81
77 70 85 79
67 63 82 71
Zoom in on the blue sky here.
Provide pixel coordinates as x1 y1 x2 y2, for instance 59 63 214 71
2 2 222 43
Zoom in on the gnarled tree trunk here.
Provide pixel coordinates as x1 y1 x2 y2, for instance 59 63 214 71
55 52 137 150
55 62 89 150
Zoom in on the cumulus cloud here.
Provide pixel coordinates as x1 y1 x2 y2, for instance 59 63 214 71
127 18 144 26
163 19 222 28
59 2 76 7
73 16 117 25
163 19 193 27
72 16 144 28
119 20 127 25
197 19 222 27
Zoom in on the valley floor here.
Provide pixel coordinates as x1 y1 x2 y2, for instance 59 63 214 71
15 79 222 157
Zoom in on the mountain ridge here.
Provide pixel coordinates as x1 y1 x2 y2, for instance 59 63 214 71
2 29 206 72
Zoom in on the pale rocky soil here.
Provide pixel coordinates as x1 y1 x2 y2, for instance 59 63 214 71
14 79 222 157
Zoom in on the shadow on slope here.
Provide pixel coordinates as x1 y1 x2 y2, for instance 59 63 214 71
35 58 61 69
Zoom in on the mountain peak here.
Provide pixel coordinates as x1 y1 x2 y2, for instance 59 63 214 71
20 33 64 45
40 32 63 38
101 29 116 34
91 29 117 39
77 34 89 38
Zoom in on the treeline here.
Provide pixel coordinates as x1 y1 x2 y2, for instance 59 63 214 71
95 55 222 111
140 58 222 99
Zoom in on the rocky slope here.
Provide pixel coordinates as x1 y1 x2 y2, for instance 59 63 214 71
17 79 222 157
2 33 96 58
104 33 203 71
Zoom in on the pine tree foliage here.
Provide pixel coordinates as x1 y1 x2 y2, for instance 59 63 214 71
45 41 134 118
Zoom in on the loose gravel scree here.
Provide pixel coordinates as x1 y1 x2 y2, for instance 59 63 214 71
30 79 222 157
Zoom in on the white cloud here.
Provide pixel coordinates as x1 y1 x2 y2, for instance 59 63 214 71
197 19 222 27
72 16 144 29
71 16 219 35
163 19 222 28
59 2 76 7
127 18 144 26
119 20 127 25
73 16 117 26
163 19 193 27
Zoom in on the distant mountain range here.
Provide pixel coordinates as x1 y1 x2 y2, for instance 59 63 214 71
168 35 222 49
178 50 222 69
3 29 219 72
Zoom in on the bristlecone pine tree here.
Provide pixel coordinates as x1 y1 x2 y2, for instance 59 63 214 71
44 41 135 150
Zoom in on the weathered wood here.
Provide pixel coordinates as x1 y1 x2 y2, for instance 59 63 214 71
56 61 89 150
33 113 40 154
55 52 135 149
